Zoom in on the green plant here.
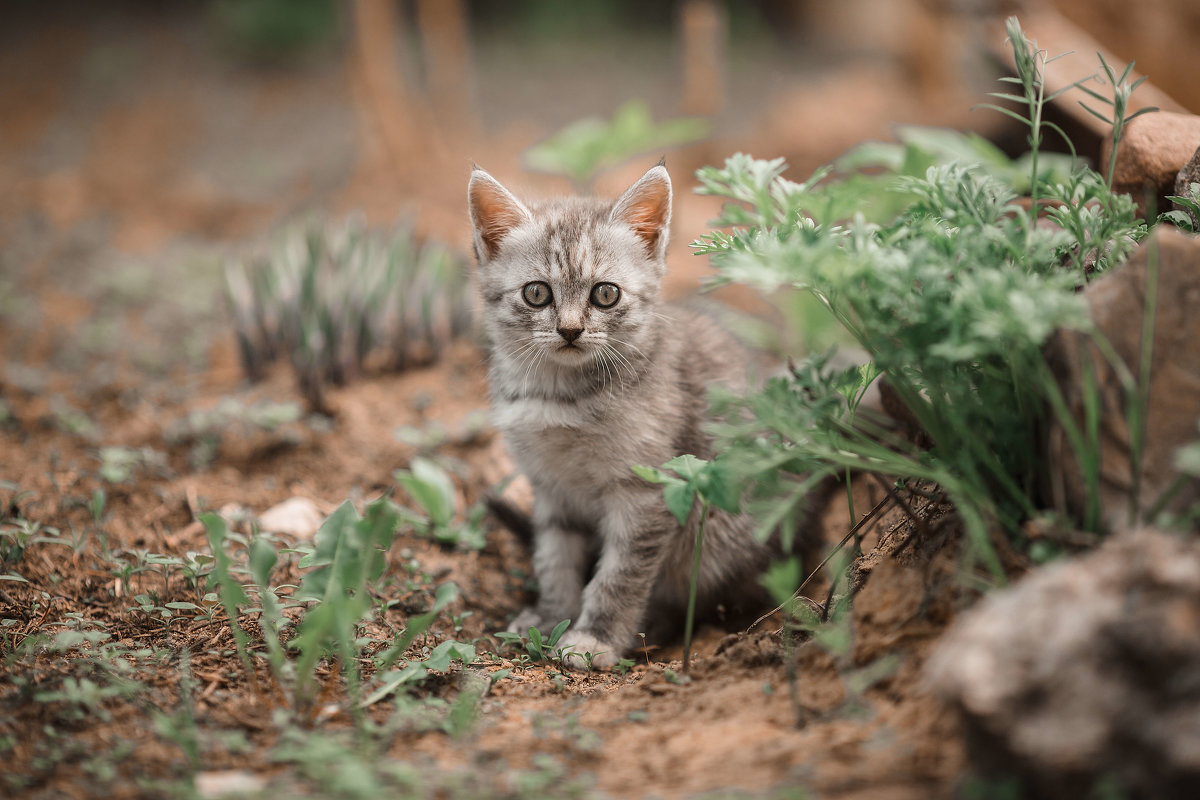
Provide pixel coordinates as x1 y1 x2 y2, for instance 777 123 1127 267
394 457 485 549
496 618 572 664
1161 182 1200 233
362 639 479 708
288 499 405 713
974 16 1081 213
96 446 167 484
684 19 1156 583
1078 53 1158 192
224 217 472 413
525 99 709 190
693 33 1149 566
633 455 739 674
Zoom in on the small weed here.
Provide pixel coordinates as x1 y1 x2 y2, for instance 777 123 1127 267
634 454 739 674
613 657 637 676
96 445 168 484
395 457 486 550
1161 182 1200 233
662 668 688 686
496 618 571 664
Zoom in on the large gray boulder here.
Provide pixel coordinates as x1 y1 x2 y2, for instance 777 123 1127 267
927 528 1200 799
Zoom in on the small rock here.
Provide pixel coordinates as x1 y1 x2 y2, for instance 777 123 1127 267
195 770 267 798
257 496 325 539
1101 111 1200 219
926 528 1200 798
1045 226 1200 533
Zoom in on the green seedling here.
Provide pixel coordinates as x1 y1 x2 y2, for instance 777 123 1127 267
496 618 571 664
1 517 59 566
202 514 257 682
974 16 1082 213
290 499 404 713
96 446 166 484
361 639 479 707
1161 182 1200 233
1078 52 1158 193
395 457 485 549
374 581 460 673
613 658 637 676
633 455 739 674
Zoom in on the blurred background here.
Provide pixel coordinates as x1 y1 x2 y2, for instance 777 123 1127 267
1 0 1196 387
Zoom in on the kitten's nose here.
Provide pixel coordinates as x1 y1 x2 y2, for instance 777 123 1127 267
557 326 583 344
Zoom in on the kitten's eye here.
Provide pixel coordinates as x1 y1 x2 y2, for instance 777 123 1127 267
522 281 552 307
590 282 620 308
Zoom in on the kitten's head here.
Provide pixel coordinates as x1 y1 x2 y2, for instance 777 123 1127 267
467 164 671 371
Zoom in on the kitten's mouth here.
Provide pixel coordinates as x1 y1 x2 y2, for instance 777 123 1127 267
553 342 589 360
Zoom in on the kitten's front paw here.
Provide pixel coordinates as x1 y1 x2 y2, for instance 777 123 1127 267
557 629 621 671
507 607 547 635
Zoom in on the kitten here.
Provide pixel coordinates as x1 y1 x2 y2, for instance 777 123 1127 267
468 163 780 669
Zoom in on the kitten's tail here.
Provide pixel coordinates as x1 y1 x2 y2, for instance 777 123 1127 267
484 495 535 547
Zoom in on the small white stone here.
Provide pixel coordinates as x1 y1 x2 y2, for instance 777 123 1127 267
195 770 267 798
257 496 324 539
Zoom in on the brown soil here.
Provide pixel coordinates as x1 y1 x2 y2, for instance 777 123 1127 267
0 6 1020 798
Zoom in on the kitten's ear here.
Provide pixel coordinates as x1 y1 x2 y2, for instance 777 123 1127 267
610 164 672 260
468 168 532 262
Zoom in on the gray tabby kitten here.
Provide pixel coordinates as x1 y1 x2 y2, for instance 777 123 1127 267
468 163 776 669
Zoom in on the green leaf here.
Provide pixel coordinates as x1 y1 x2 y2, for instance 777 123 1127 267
527 625 543 656
421 640 477 672
698 460 741 514
248 536 278 588
165 602 200 611
662 454 708 482
396 457 456 527
760 557 802 608
631 464 668 484
547 618 571 647
662 481 696 526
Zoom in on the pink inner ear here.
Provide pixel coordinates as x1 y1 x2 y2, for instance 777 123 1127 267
471 180 526 259
620 180 670 254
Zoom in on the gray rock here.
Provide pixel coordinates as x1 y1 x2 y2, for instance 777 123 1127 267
927 528 1200 798
1044 226 1200 533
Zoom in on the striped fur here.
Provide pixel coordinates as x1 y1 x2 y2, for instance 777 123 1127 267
469 164 779 668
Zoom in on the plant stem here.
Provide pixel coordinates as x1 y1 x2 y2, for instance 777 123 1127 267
1128 234 1159 526
681 501 709 675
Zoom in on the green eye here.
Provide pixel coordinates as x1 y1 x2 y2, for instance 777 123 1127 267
590 283 620 308
522 281 552 307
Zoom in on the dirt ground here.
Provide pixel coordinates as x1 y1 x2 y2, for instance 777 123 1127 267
0 5 1022 798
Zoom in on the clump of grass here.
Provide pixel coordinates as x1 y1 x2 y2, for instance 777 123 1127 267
224 217 473 414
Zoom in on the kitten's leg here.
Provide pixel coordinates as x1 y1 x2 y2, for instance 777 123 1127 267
558 497 673 670
508 523 589 634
